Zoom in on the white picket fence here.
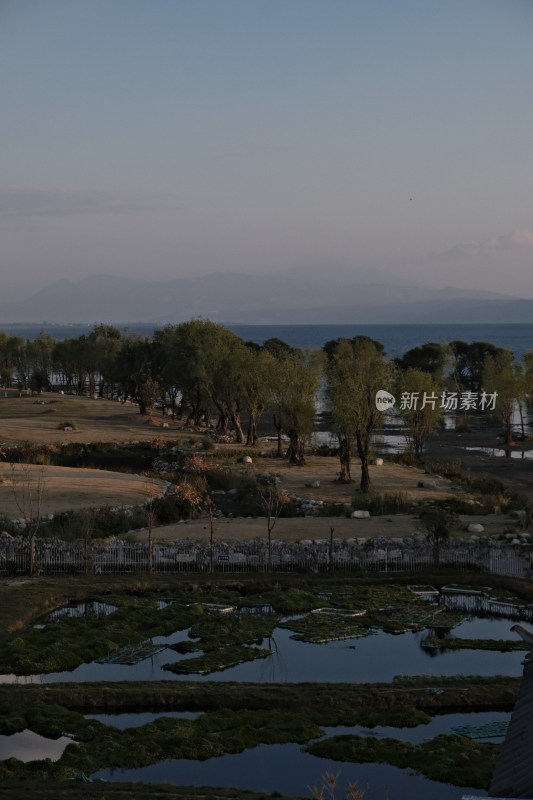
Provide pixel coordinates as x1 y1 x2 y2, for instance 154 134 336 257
0 539 530 579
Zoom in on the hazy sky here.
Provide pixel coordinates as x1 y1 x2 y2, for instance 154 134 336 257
2 0 533 301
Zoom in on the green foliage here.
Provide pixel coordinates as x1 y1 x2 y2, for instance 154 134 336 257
326 337 392 490
396 368 442 458
307 733 499 789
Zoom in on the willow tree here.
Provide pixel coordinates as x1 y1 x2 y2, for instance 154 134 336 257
271 350 323 465
396 368 442 458
327 338 391 492
483 350 524 448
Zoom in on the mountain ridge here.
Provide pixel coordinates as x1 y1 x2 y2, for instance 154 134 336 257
0 272 530 324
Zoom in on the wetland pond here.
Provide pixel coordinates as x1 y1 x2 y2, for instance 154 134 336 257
1 590 529 799
1 615 527 684
94 741 483 800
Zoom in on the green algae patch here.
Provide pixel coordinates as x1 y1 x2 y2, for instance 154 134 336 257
279 582 466 642
163 606 279 672
0 705 322 781
306 733 499 789
0 595 203 675
0 782 300 800
421 636 530 652
163 644 272 674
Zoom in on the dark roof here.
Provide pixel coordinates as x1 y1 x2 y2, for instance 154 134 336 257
490 655 533 798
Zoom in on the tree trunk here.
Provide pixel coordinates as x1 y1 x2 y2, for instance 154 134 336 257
504 417 514 448
519 401 526 441
356 433 370 492
230 412 245 444
359 457 370 492
337 435 352 482
286 431 305 464
273 414 283 457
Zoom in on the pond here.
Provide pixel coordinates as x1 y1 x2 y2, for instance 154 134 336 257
85 710 204 728
0 616 527 684
45 600 118 622
0 729 74 762
465 446 533 460
92 741 482 800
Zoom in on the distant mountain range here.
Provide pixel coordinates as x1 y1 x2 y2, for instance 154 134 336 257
0 272 532 324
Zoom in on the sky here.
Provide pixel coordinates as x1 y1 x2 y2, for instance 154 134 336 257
1 0 533 302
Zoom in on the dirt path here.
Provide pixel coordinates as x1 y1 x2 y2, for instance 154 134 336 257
128 511 512 544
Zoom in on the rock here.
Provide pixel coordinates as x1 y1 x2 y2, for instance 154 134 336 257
418 480 437 489
305 480 320 488
242 455 253 464
351 510 370 519
161 422 169 428
371 458 384 466
467 523 485 533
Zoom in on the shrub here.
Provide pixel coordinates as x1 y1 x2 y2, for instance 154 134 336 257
57 421 76 431
353 491 411 515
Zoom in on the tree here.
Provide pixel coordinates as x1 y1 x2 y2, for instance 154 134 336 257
10 463 46 577
450 340 503 392
326 338 391 491
419 507 458 567
395 342 448 382
483 350 523 449
86 324 122 397
112 336 157 414
259 485 288 570
28 331 55 391
396 368 442 458
204 495 217 573
242 347 274 446
272 350 323 464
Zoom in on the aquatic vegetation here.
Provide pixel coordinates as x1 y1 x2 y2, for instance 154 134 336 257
163 644 273 674
421 636 530 652
306 733 500 789
0 595 203 675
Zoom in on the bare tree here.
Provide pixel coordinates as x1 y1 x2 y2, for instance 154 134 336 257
259 485 288 570
10 463 47 577
143 480 161 574
204 495 217 573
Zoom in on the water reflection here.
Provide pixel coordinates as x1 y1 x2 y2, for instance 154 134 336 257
46 601 117 621
85 710 203 729
465 446 533 460
93 741 480 800
0 619 526 684
0 730 73 762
